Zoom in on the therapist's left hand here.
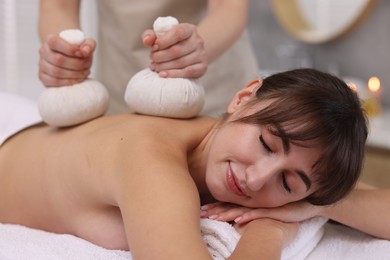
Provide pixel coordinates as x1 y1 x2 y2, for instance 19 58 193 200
38 34 95 87
142 23 208 79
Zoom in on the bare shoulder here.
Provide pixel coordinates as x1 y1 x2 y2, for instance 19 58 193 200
71 114 215 201
84 113 215 152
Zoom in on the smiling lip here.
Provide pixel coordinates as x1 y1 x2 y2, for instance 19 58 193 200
226 162 246 197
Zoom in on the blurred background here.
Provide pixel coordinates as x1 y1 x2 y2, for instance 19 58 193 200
0 0 389 187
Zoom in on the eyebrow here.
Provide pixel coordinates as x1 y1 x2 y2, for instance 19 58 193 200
296 170 312 191
272 127 312 191
279 135 312 191
272 125 290 155
281 137 290 155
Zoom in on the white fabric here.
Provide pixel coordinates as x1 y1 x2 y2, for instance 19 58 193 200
200 219 240 259
0 92 42 146
0 217 326 260
306 223 390 260
282 217 328 260
0 210 389 259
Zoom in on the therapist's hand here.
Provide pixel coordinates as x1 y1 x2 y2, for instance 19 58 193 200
142 23 208 79
38 34 96 87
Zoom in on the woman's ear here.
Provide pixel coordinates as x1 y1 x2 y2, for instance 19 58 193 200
227 79 262 113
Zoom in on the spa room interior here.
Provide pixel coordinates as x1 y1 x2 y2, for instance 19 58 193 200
0 0 389 259
3 0 387 186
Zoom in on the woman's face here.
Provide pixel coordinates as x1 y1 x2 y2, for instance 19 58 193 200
205 116 321 208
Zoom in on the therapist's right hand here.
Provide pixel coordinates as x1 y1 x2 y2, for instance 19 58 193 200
38 34 96 87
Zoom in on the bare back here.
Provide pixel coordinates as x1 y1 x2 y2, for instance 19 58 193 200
0 113 215 250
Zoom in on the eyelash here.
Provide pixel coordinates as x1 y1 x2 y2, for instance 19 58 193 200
259 135 273 153
282 173 292 193
259 135 292 193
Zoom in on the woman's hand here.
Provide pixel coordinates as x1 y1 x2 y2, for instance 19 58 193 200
142 23 208 79
201 201 327 224
38 34 96 87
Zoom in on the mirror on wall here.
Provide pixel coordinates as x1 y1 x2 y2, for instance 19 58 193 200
270 0 376 44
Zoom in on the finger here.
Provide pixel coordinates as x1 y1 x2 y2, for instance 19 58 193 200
40 44 92 71
152 31 204 64
38 70 86 87
235 209 269 224
200 205 232 217
151 40 196 64
79 38 96 57
200 202 235 216
202 205 237 216
153 24 194 50
142 29 156 47
201 204 250 220
202 202 239 210
238 208 298 224
157 62 208 78
152 48 204 70
46 34 81 57
213 208 252 222
39 59 90 83
200 202 220 211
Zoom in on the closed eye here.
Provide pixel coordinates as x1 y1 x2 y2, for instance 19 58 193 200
282 172 292 193
259 135 273 153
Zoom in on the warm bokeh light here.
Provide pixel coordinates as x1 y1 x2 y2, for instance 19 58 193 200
368 76 381 93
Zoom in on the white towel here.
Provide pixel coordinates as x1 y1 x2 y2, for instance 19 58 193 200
0 217 326 260
0 223 130 260
0 92 42 146
282 217 328 260
200 219 240 259
306 222 390 260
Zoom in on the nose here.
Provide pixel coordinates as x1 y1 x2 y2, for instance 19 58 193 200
245 161 278 191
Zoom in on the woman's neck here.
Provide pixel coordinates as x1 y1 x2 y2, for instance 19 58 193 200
187 119 220 203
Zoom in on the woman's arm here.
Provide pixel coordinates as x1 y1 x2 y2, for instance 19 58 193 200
38 0 94 87
201 183 390 240
322 183 390 239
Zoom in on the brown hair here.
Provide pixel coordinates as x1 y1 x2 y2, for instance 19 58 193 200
235 68 368 205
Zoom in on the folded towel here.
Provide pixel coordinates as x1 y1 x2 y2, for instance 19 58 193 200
0 217 327 260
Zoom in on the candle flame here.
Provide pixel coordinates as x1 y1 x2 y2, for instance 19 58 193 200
368 76 380 93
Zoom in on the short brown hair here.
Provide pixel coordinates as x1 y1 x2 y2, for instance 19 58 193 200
236 68 368 205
